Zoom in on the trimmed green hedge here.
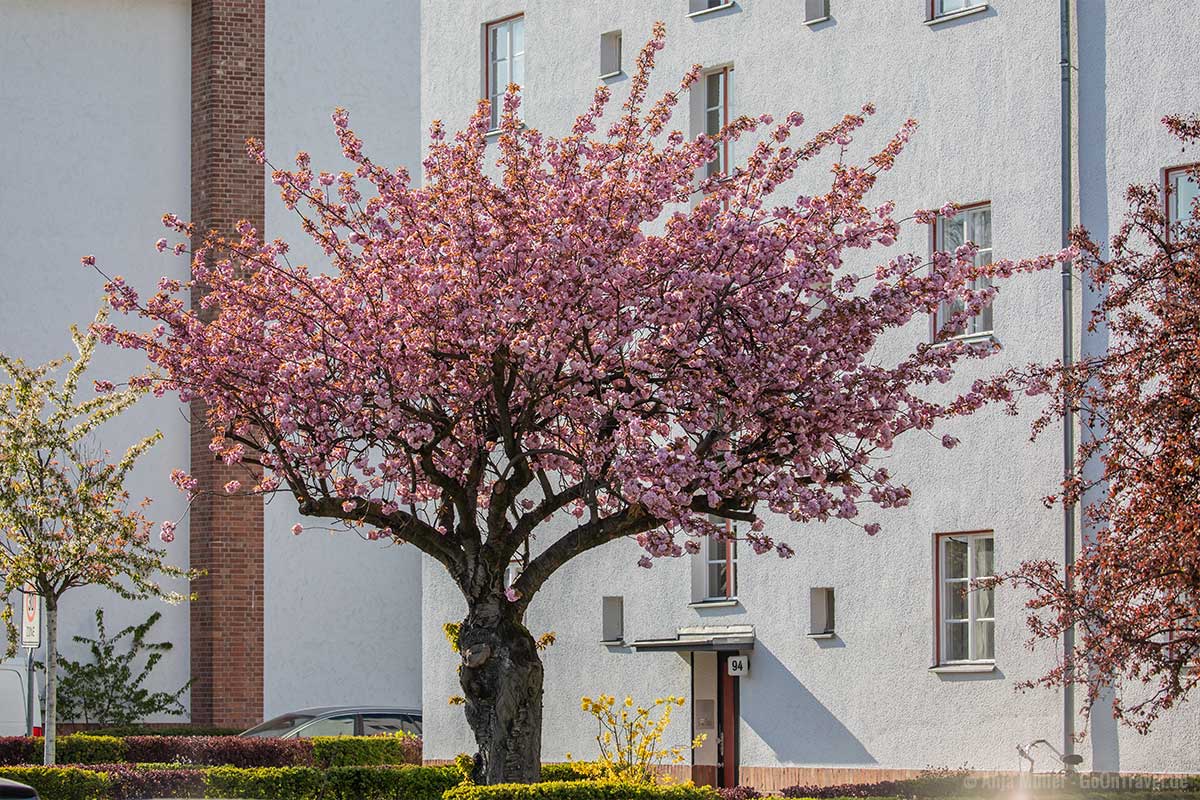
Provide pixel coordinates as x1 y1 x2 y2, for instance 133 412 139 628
0 766 109 800
203 766 325 800
444 779 721 800
311 734 420 767
538 764 592 783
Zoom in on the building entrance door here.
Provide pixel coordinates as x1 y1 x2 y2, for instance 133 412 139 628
691 651 739 788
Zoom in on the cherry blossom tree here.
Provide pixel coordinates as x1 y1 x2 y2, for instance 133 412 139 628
0 308 192 764
90 27 1068 782
1004 116 1200 734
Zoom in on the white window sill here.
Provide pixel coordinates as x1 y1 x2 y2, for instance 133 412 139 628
599 639 625 646
932 330 997 348
598 70 624 81
806 632 836 639
484 123 527 139
925 3 988 26
929 662 996 674
804 15 830 26
687 2 735 19
689 598 740 609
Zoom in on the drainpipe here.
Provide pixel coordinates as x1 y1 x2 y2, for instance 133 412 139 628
1058 0 1077 770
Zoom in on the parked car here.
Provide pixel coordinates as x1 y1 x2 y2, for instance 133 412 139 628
240 706 421 738
0 659 40 737
0 778 38 799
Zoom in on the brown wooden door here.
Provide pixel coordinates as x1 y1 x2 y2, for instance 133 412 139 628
717 654 739 788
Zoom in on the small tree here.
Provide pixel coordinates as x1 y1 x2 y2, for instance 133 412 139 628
1005 115 1200 733
47 608 188 725
0 308 193 763
91 26 1069 782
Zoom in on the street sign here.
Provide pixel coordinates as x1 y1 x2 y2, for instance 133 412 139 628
20 586 39 649
726 654 749 677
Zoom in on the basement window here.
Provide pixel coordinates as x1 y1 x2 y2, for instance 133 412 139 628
599 30 622 78
809 588 835 636
602 596 624 643
805 0 830 24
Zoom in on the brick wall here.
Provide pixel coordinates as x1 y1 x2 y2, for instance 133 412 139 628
189 0 266 729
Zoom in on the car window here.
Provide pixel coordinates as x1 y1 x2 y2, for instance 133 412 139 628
362 714 420 736
297 714 356 737
242 713 316 738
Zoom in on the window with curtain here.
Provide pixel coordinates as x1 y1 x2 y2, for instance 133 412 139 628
1167 165 1200 237
939 532 995 663
704 68 731 179
934 203 993 338
486 15 524 130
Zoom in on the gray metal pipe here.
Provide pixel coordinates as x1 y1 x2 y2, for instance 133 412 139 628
1059 0 1077 768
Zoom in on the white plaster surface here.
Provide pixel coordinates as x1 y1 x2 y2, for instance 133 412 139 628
0 0 194 720
262 0 425 717
417 0 1200 774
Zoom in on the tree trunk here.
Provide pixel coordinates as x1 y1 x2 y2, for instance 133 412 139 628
458 613 544 784
43 599 57 766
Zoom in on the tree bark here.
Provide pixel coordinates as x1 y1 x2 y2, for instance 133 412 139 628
43 599 57 766
458 613 544 784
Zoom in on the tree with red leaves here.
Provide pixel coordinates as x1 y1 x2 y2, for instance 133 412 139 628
89 27 1066 781
1007 115 1200 734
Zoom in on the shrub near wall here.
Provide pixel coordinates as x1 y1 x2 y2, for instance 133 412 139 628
444 780 721 800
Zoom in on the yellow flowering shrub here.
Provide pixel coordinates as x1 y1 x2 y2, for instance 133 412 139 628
567 694 704 785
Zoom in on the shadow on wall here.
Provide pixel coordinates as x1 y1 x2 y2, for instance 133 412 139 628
739 644 876 765
1075 0 1119 776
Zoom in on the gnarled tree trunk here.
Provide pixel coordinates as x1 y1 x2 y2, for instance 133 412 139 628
458 610 544 784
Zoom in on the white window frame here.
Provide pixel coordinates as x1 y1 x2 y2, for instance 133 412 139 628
930 0 985 18
485 15 525 131
934 202 993 339
937 531 995 665
704 519 738 601
1167 164 1200 238
704 67 731 179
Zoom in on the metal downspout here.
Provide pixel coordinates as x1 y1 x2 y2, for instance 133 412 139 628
1059 0 1077 768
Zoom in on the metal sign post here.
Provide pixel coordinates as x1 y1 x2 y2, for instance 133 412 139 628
21 586 40 736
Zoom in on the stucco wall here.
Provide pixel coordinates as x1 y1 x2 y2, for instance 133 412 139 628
262 0 425 717
0 0 194 719
418 0 1200 775
1075 0 1200 774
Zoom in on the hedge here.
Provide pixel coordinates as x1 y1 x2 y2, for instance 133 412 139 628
87 725 243 737
0 736 126 767
311 734 422 767
444 779 721 800
538 765 592 783
0 766 109 800
122 735 315 768
0 733 420 769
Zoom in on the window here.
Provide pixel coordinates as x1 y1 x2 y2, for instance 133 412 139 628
599 30 622 78
688 0 734 14
934 203 993 338
485 15 524 130
805 0 830 23
929 0 985 18
298 715 356 737
362 713 421 737
705 521 738 600
704 68 732 179
601 596 624 642
1167 165 1200 238
938 532 995 663
809 587 835 635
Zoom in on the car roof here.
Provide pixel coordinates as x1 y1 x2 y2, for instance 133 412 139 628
283 706 421 717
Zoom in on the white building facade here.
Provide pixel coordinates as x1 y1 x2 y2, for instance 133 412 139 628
417 0 1200 788
2 0 1199 786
